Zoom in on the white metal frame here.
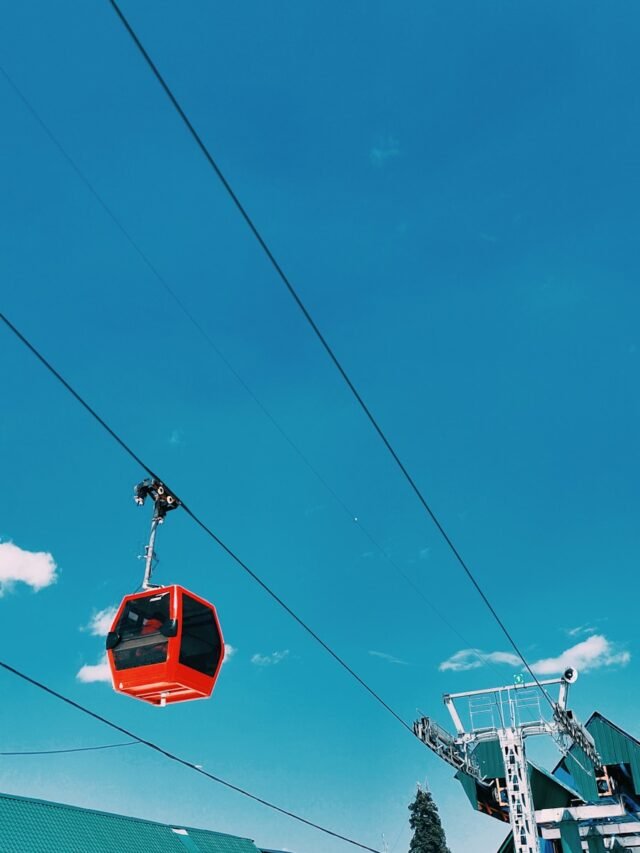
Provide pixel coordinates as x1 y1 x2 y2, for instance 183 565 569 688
414 672 602 853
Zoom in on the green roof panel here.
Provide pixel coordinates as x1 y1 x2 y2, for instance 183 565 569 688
558 814 583 853
454 769 481 810
496 832 514 853
529 762 583 809
187 830 264 853
0 792 261 853
587 713 640 795
472 740 505 779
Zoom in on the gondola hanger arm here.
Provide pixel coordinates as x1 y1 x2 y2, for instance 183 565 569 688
134 478 181 590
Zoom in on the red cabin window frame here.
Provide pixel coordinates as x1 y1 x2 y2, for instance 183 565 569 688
106 585 224 706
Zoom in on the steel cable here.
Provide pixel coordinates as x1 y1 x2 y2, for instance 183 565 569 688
106 0 555 709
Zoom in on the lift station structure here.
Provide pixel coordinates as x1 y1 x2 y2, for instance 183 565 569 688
414 671 640 852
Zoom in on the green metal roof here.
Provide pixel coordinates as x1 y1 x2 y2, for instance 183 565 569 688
495 713 640 853
554 711 640 801
472 740 505 778
556 740 599 802
496 832 513 853
0 792 261 853
529 761 583 809
456 756 581 819
455 768 480 811
588 712 640 795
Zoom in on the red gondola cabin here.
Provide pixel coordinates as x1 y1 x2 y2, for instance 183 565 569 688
106 585 224 706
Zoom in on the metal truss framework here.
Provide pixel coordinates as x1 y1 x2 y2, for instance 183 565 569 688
413 671 609 853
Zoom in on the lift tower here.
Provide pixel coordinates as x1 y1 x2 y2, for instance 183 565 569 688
414 669 600 853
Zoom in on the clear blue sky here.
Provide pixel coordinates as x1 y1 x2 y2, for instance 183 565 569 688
1 2 639 852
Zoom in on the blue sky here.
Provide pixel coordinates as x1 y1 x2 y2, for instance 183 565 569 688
1 2 639 852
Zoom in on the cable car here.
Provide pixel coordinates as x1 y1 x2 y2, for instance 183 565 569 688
105 478 224 707
106 584 224 706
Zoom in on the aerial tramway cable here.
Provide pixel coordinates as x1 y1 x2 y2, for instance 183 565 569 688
0 660 382 853
0 742 138 756
0 62 491 672
0 311 413 736
106 0 555 709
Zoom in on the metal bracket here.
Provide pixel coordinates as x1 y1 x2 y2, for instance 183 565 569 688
552 705 601 769
134 478 181 519
134 479 181 590
413 716 486 782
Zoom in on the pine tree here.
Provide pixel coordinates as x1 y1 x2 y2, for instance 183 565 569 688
408 785 451 853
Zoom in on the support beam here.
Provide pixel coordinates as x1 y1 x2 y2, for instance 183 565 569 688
559 817 583 853
498 728 539 853
535 804 626 824
444 695 465 735
584 835 606 853
540 822 640 840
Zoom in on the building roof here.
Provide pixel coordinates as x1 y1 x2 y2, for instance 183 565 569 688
528 760 584 806
0 791 261 853
553 711 640 801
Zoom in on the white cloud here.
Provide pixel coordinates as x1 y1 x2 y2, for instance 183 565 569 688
223 644 237 664
419 547 431 560
251 650 289 667
531 635 630 675
566 624 597 638
83 606 118 637
169 429 183 446
370 136 400 167
439 635 630 675
0 541 58 594
77 654 112 684
439 649 520 672
369 650 409 666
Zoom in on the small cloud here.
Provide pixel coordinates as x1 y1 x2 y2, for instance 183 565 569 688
531 635 630 675
566 624 597 638
169 429 183 446
418 547 431 561
83 606 118 637
439 649 520 672
0 541 58 595
439 635 630 675
369 135 400 168
77 654 111 684
251 650 289 667
369 650 409 666
223 644 237 664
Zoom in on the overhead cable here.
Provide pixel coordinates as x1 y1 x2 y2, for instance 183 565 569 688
0 659 381 853
0 742 138 756
0 311 413 737
106 0 552 705
0 63 486 670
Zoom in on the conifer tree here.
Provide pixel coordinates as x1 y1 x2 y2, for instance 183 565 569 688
408 785 451 853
